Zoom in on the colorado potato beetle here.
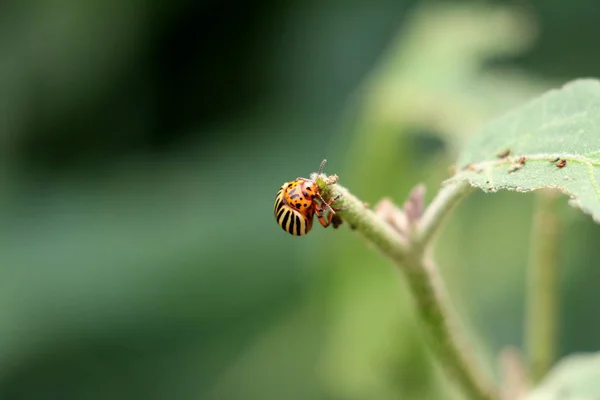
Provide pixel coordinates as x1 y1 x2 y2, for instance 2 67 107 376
274 160 342 236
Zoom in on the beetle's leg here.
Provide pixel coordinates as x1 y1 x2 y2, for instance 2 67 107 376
327 193 342 207
313 201 336 228
316 192 343 213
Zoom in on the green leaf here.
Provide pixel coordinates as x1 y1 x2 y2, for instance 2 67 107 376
447 79 600 222
525 352 600 400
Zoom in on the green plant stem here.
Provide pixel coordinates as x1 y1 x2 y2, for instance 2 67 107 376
415 183 475 247
321 180 498 400
526 190 561 382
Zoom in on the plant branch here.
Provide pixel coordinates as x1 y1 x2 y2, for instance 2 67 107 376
319 178 498 400
525 189 561 382
415 182 475 247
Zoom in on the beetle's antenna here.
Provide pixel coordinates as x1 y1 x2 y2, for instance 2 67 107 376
315 159 341 213
318 159 327 175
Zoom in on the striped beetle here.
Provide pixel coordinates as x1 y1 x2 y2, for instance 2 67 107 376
274 160 342 236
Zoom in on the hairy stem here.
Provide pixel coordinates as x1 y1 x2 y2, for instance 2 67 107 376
321 179 498 400
415 182 475 247
526 189 561 382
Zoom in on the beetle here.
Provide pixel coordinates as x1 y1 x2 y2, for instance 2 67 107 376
274 160 342 236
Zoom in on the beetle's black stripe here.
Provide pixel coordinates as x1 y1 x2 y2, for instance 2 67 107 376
303 217 311 235
294 214 301 236
277 207 286 222
274 197 284 215
289 211 296 235
281 210 291 232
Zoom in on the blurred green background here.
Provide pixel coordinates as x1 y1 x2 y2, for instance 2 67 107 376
2 1 600 399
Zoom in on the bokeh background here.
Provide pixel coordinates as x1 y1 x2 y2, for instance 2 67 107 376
2 0 600 399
